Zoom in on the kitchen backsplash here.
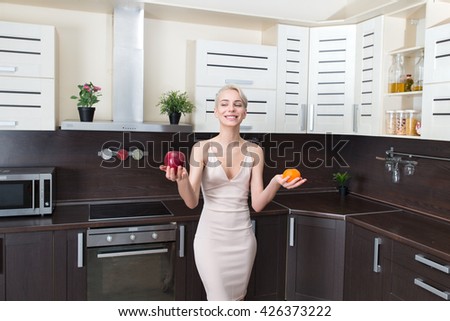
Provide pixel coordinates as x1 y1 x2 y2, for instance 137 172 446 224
0 130 448 221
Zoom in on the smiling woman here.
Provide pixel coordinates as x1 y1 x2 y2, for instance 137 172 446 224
160 84 307 300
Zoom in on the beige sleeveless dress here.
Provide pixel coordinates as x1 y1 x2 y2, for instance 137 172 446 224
193 149 257 301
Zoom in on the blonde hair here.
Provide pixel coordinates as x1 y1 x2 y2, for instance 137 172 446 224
215 84 248 109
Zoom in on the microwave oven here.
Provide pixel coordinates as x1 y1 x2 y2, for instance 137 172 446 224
0 167 55 217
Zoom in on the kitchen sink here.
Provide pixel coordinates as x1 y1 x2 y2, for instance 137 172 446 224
89 200 172 221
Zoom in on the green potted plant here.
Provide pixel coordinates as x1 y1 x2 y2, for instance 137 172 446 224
157 90 195 124
70 81 102 122
332 171 351 196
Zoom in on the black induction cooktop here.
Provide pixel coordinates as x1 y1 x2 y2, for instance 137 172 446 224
89 201 172 221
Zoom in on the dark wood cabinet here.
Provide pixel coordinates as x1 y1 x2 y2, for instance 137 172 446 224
344 222 392 300
246 214 287 301
286 214 346 300
344 221 450 301
1 231 54 300
54 229 87 300
175 220 206 300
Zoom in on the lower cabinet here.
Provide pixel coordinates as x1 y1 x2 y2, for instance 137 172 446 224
175 220 206 300
344 223 392 300
175 214 287 301
344 222 450 301
0 231 54 300
0 229 87 301
54 229 87 300
286 214 346 300
247 214 287 301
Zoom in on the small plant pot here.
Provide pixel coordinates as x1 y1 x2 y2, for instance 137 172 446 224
169 112 181 125
78 107 95 122
338 186 349 197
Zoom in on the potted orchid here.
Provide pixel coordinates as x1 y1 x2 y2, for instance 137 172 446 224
70 82 102 122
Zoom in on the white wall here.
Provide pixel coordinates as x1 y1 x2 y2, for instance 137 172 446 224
0 3 262 124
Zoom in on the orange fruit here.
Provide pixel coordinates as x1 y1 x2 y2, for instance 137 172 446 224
282 168 301 182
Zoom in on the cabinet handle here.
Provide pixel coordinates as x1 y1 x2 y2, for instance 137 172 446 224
353 104 359 133
0 237 3 275
289 217 295 247
300 104 307 131
373 237 382 273
240 125 252 131
0 121 17 127
178 225 185 258
415 254 450 274
77 232 84 268
414 278 450 300
308 104 315 132
251 219 256 234
224 79 253 86
0 66 17 73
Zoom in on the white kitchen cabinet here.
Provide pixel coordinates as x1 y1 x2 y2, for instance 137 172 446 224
194 86 276 133
353 16 384 136
265 24 309 133
421 22 450 140
0 20 56 131
307 25 356 134
193 40 277 132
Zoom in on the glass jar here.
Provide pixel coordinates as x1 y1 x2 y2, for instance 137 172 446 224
385 110 396 135
388 54 405 93
404 74 413 92
395 110 406 135
412 50 424 91
404 110 420 136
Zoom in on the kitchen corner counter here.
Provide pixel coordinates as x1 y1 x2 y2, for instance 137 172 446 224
274 191 401 219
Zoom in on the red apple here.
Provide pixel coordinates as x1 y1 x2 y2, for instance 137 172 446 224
164 151 186 174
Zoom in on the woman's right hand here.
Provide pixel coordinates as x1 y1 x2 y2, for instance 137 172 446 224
159 165 188 182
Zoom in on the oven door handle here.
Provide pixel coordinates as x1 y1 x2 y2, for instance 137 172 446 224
97 248 168 259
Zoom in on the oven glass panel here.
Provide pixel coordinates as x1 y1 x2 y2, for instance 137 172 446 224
0 180 33 209
87 242 175 301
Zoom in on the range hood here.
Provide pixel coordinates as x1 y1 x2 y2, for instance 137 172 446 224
61 1 192 132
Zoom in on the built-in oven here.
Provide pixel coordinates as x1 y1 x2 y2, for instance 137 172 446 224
87 215 177 300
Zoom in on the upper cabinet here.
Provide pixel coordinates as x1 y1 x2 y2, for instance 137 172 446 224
307 25 356 134
422 22 450 140
193 40 277 133
0 20 56 131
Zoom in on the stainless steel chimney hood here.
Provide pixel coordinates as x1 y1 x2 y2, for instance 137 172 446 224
61 1 192 133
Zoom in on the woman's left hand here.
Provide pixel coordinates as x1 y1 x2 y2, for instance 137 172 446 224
275 174 307 189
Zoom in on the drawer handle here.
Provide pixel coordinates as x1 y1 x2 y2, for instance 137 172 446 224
414 278 450 300
415 254 450 274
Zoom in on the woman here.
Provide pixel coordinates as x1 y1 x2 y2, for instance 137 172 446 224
160 84 306 300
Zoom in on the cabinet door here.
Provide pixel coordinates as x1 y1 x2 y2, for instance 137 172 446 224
344 223 392 300
286 215 346 300
4 231 54 300
354 16 383 135
195 39 277 89
175 221 206 300
274 25 309 133
421 81 450 140
246 214 287 300
0 234 4 300
307 25 356 134
424 23 450 84
194 86 276 133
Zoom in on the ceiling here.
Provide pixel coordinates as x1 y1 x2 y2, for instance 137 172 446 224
1 0 428 28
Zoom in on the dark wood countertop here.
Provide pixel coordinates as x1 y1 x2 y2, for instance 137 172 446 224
274 191 401 219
